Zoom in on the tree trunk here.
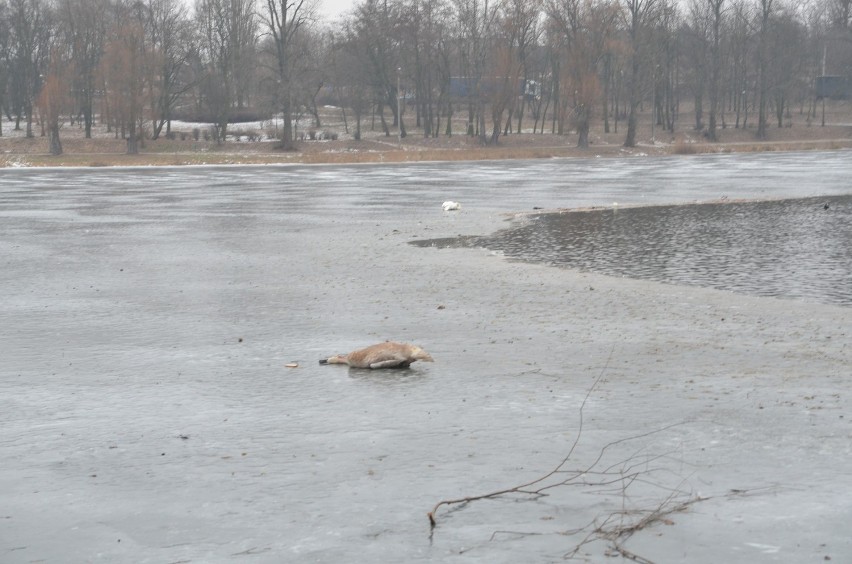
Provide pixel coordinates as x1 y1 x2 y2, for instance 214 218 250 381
577 105 590 148
624 55 640 148
757 79 768 139
126 130 139 154
48 123 62 155
84 102 93 139
377 102 390 136
603 56 611 134
280 96 295 150
694 94 703 130
707 0 724 142
623 0 641 148
516 88 526 133
756 0 772 140
26 109 34 138
354 109 361 140
478 100 488 144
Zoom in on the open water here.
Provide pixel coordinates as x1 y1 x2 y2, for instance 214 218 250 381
413 194 852 306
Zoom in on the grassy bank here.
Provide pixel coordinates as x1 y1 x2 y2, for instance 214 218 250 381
2 103 851 168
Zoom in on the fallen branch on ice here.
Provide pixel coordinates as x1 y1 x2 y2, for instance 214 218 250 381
426 346 777 560
429 346 634 527
425 347 692 561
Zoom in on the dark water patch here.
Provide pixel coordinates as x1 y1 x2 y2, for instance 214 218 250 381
412 195 852 306
410 234 486 249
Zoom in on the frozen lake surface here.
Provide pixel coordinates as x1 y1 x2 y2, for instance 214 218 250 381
2 151 851 563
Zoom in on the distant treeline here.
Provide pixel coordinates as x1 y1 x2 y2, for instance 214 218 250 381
1 0 850 154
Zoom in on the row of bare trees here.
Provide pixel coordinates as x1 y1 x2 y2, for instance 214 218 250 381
1 0 850 154
0 0 313 153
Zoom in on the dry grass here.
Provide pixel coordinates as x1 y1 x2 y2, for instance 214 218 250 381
671 135 703 154
2 101 851 167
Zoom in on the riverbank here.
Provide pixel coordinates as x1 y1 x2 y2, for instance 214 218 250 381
2 106 852 167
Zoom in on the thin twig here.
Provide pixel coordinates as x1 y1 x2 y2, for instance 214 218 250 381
427 346 617 527
425 346 769 563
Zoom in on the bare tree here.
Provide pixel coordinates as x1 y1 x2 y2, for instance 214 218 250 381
99 1 149 154
622 0 657 147
684 1 710 131
195 0 257 143
351 0 407 138
705 0 725 140
144 0 196 139
755 0 773 139
835 0 851 25
598 4 629 135
0 0 10 137
8 0 52 138
726 0 752 129
453 0 499 142
38 44 71 154
401 0 452 139
500 0 542 136
330 24 372 139
767 8 808 128
260 0 314 149
520 26 550 135
824 0 852 112
487 40 520 144
55 0 107 138
482 0 535 144
686 0 726 138
548 0 618 147
653 0 679 134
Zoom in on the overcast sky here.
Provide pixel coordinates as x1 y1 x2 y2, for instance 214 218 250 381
320 0 357 18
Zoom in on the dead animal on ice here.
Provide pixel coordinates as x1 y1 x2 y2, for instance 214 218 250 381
319 341 434 369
